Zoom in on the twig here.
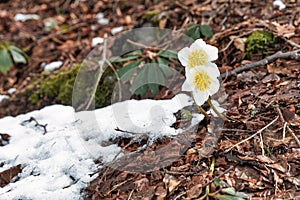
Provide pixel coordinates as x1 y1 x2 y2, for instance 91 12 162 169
21 117 47 134
204 165 234 187
220 49 300 79
85 34 122 109
225 116 279 152
275 107 300 146
220 128 255 133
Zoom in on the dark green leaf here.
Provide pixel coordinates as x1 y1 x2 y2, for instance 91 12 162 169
158 64 173 78
158 50 178 59
148 83 159 95
118 59 142 78
157 56 169 65
110 55 140 63
134 85 148 96
216 194 245 200
0 48 13 74
200 25 213 38
186 25 201 40
124 50 142 57
147 65 165 86
131 64 166 95
131 66 148 93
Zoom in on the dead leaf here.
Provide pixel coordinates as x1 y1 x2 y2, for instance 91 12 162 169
163 174 181 193
0 164 22 187
155 185 167 200
186 184 203 199
134 177 149 192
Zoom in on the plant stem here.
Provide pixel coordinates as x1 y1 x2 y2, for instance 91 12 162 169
207 97 226 120
197 105 210 119
191 94 210 119
206 157 216 199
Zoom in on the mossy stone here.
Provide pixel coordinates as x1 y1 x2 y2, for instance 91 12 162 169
28 63 116 109
246 30 275 57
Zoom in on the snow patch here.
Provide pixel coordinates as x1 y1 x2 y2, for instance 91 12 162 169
0 94 202 199
91 37 104 46
42 61 63 72
0 94 9 102
273 0 286 10
111 26 124 35
95 12 109 25
14 13 40 22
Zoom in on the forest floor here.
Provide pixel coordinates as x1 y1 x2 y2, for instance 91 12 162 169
0 0 299 199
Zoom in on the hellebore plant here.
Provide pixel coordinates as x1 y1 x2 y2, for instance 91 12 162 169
178 39 225 119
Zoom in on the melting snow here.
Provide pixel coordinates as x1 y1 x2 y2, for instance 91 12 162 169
0 94 202 199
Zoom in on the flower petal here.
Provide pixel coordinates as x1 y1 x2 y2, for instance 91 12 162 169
208 78 220 95
178 47 190 67
190 39 206 50
193 89 208 106
206 45 218 61
206 63 220 77
182 79 193 91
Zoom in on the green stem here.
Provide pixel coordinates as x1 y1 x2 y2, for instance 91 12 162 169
207 97 226 120
191 94 210 119
197 105 210 119
206 157 216 199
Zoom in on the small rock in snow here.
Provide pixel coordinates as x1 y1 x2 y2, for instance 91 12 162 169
14 13 40 22
43 61 63 72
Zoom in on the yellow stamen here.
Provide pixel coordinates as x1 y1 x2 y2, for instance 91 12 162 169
188 49 208 69
193 70 211 91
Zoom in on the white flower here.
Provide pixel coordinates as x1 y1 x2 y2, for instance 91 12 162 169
208 100 226 117
178 39 218 69
182 64 220 106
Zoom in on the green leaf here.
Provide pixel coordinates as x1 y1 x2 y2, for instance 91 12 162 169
158 64 173 78
186 24 201 40
200 25 213 38
180 109 193 120
134 85 148 96
148 83 159 95
213 178 222 186
10 49 27 64
0 48 13 74
158 50 178 59
131 64 166 95
118 59 142 78
216 194 245 200
222 187 236 196
123 50 142 57
157 56 169 65
110 55 140 63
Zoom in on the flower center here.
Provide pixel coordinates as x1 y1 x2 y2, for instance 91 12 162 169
188 49 208 68
193 70 211 91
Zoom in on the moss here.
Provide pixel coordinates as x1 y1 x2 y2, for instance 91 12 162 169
28 63 117 109
246 30 275 57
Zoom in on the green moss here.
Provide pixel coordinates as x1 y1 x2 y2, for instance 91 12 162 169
246 30 275 57
28 63 117 108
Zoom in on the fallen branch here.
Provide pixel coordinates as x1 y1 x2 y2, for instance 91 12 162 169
220 49 300 79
